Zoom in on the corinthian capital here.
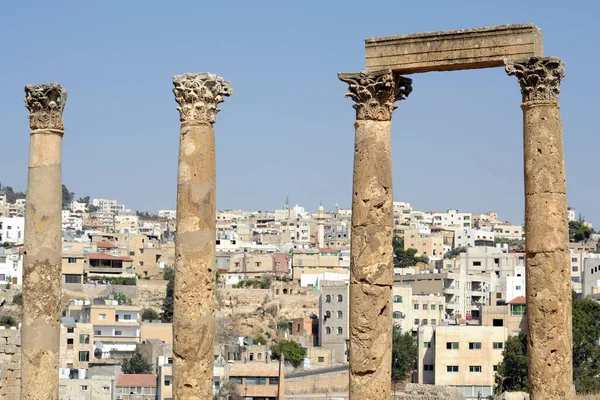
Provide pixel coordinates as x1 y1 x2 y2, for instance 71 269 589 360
338 70 412 121
24 83 68 130
505 57 565 103
172 73 232 125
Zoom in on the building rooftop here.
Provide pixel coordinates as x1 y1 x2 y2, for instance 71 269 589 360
229 363 279 377
96 241 118 249
116 374 157 387
507 296 526 305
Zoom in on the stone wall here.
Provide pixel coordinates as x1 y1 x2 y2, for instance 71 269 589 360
392 384 465 400
0 328 21 400
286 369 349 394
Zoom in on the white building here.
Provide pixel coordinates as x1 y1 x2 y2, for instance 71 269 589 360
91 198 125 214
568 206 576 222
432 209 472 228
0 217 24 246
69 201 88 213
62 210 83 231
454 228 495 249
158 209 177 219
0 248 23 285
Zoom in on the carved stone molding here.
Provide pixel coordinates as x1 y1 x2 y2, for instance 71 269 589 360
172 73 232 125
24 83 68 130
505 56 565 103
338 70 412 121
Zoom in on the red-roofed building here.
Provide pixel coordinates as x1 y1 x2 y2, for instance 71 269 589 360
87 253 133 275
96 240 118 250
116 374 157 399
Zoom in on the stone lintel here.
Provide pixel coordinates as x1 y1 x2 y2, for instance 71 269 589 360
365 23 543 73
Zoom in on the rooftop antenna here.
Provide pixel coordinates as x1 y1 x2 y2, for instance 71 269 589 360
284 196 289 210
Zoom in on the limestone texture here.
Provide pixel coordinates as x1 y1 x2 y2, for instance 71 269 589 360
338 70 410 400
506 57 572 400
172 73 230 399
394 383 465 399
21 83 66 400
0 329 22 400
366 23 543 73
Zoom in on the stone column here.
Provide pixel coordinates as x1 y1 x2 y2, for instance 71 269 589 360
506 57 572 400
171 72 231 399
337 70 411 400
21 83 67 399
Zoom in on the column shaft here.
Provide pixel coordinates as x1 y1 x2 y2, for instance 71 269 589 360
523 101 572 400
22 83 67 400
349 119 394 399
171 72 231 399
173 122 216 398
506 56 573 400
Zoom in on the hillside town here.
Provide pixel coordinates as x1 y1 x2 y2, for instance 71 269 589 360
1 188 598 399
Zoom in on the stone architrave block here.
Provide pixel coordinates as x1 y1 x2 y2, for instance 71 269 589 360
365 23 543 73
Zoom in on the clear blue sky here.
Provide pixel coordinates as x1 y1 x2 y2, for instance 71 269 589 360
1 1 598 226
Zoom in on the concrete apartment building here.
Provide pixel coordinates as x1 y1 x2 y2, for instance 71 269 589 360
66 301 141 361
59 317 94 370
0 247 22 285
392 285 445 334
583 258 600 298
491 223 524 240
403 229 444 259
480 297 527 336
92 198 126 214
116 374 158 400
292 248 349 283
0 216 24 246
432 209 472 228
417 325 507 399
319 281 349 364
228 363 280 400
454 228 494 249
59 377 115 400
395 269 491 322
158 209 176 219
62 210 84 231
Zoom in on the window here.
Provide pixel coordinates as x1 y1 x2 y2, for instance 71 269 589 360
325 327 331 335
337 311 343 319
516 285 522 290
422 304 427 310
337 294 343 302
318 357 325 363
446 365 459 373
98 314 106 320
337 327 343 335
123 314 132 320
573 266 579 272
413 304 419 310
511 304 526 316
270 377 279 385
129 251 135 256
469 342 482 350
469 365 482 373
423 342 431 348
255 262 261 267
79 334 90 344
430 304 435 311
439 305 443 311
80 385 88 392
68 257 77 264
423 364 434 372
139 248 144 254
431 319 436 326
325 295 331 303
446 342 459 350
393 312 402 319
414 319 419 325
103 386 110 392
67 327 74 333
325 311 331 319
246 377 257 385
0 274 4 282
64 274 81 284
473 261 481 266
493 319 504 327
493 342 504 349
79 351 89 362
230 377 243 385
94 330 101 336
493 365 499 372
572 257 578 262
421 319 427 325
139 261 144 267
393 295 402 303
114 330 122 336
167 357 173 364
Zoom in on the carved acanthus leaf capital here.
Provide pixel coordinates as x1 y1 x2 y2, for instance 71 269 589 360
338 70 412 121
172 73 232 125
24 83 68 130
505 57 565 103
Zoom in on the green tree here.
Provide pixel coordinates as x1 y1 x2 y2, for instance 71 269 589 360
161 273 174 323
572 297 600 393
121 348 153 374
270 340 306 367
444 246 467 260
62 184 74 209
76 196 90 205
494 237 525 251
253 335 267 345
214 380 242 400
393 236 429 268
260 274 273 289
141 308 160 321
12 292 22 306
0 185 26 204
391 331 417 382
88 204 99 213
569 220 592 242
0 315 16 328
494 333 528 394
136 211 160 220
163 266 175 281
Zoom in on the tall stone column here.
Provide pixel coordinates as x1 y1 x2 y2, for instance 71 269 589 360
21 83 67 399
337 70 412 400
171 72 231 398
506 57 572 400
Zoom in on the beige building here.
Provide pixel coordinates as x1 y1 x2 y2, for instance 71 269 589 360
228 363 280 399
418 325 508 399
319 281 349 364
292 248 348 282
59 318 94 370
480 297 526 336
491 223 524 240
403 229 444 259
59 377 115 400
392 285 445 334
116 374 158 400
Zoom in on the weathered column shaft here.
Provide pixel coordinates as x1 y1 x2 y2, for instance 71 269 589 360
338 70 411 400
21 83 67 400
507 57 573 400
172 73 231 399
